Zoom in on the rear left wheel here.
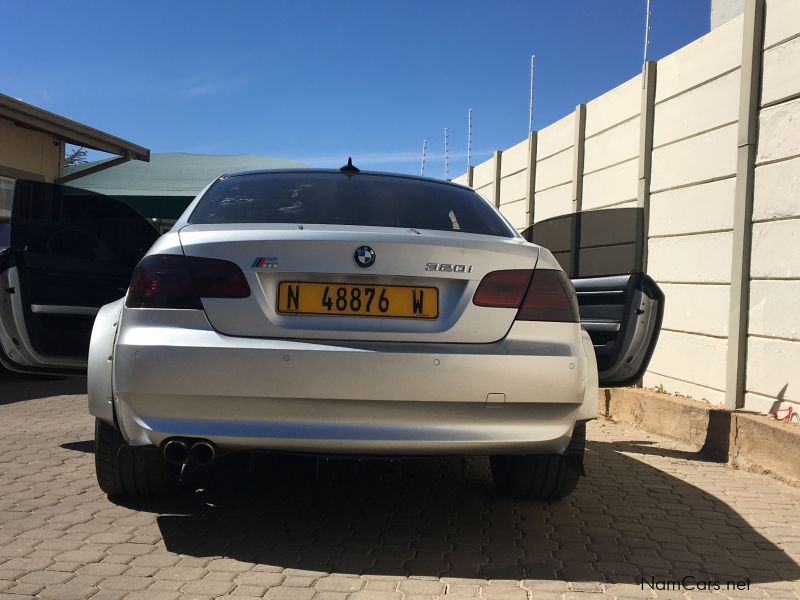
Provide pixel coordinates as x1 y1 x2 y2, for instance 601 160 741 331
94 418 181 497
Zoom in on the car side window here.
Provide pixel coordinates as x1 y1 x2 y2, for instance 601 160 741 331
11 180 159 268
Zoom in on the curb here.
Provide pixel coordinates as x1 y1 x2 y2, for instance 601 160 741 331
598 387 800 486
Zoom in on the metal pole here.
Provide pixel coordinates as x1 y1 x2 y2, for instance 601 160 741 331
420 139 427 176
528 55 536 132
643 0 652 69
444 128 449 180
467 108 473 169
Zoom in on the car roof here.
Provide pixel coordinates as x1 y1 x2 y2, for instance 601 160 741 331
220 168 474 192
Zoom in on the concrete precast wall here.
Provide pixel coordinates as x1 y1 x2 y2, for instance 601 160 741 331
644 15 743 405
745 0 800 414
582 74 642 212
453 0 799 413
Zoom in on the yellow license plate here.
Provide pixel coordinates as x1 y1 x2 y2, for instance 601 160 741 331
277 282 438 319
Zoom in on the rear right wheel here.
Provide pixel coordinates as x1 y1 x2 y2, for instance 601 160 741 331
94 418 181 498
490 422 585 501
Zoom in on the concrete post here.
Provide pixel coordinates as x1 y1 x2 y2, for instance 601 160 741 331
56 139 65 179
726 0 765 411
571 104 587 213
637 61 657 271
492 150 503 208
569 105 587 278
526 131 538 227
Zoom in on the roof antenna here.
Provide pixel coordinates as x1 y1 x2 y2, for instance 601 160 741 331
444 128 450 180
340 157 360 173
528 55 536 132
643 0 652 70
467 108 473 169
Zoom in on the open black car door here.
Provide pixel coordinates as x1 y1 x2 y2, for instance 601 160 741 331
0 180 159 374
524 207 664 387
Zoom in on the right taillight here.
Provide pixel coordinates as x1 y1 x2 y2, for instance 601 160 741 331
126 254 250 309
517 269 579 323
473 268 578 323
472 269 533 308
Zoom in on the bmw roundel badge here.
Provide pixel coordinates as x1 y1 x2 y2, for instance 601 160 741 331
354 245 376 268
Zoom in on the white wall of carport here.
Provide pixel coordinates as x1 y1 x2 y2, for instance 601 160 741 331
453 0 800 412
746 0 800 413
582 74 641 212
643 16 743 405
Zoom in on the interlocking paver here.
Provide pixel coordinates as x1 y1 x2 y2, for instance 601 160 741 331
235 571 285 587
98 575 153 590
314 575 365 592
1 379 800 600
265 585 317 600
181 577 235 595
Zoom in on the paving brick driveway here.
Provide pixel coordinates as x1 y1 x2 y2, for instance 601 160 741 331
1 376 800 600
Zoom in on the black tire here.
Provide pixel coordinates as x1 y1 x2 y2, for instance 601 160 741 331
490 422 585 501
94 418 181 497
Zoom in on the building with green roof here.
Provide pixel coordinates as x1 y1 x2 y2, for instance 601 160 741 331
64 152 306 223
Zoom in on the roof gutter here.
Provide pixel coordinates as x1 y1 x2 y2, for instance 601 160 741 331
0 92 149 183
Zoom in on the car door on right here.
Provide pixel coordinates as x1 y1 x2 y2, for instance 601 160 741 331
523 207 664 387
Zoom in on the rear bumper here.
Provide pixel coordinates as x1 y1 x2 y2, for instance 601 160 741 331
109 309 596 455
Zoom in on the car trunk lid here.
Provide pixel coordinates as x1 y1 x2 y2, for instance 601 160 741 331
178 224 539 343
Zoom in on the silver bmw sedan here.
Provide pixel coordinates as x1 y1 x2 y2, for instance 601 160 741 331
0 166 663 501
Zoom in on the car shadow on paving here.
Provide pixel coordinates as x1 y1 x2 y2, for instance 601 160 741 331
105 443 800 585
0 371 86 405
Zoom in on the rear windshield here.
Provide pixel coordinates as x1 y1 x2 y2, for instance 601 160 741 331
188 172 515 238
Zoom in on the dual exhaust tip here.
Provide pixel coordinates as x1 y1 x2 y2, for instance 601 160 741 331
162 439 216 465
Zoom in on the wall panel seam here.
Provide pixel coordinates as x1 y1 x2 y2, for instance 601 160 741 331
499 197 526 206
659 282 730 289
644 370 726 393
649 228 734 239
585 197 638 209
500 168 527 179
650 173 737 194
755 153 800 169
584 112 641 140
747 333 800 343
760 90 800 110
763 30 800 51
535 180 572 194
661 327 728 340
536 145 573 163
654 65 741 106
750 276 800 281
652 280 733 285
651 120 738 151
582 156 639 177
744 391 799 404
752 215 800 225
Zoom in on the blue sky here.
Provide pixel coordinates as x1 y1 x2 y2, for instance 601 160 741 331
1 1 709 178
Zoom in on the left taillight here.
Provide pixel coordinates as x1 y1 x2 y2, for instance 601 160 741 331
126 254 250 309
